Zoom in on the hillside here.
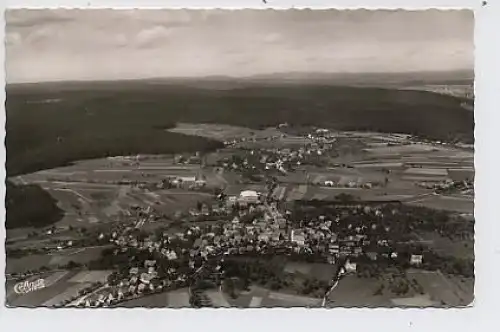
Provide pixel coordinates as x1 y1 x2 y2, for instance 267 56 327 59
6 82 474 176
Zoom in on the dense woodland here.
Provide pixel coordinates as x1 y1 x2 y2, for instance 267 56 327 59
5 181 65 229
6 82 473 176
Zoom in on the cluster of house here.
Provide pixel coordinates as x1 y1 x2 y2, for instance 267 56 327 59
76 261 189 308
222 133 286 147
196 193 421 261
216 150 294 175
145 174 209 191
69 185 429 307
217 132 339 176
173 153 203 165
416 179 473 192
319 179 375 189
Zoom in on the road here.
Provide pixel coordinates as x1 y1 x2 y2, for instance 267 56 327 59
53 187 91 203
402 192 437 204
321 279 340 307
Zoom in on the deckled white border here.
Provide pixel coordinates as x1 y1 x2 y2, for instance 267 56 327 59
1 1 499 332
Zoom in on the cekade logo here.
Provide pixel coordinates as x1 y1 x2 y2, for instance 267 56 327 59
14 279 46 294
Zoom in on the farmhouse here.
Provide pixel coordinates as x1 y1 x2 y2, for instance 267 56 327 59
179 176 196 183
344 260 357 273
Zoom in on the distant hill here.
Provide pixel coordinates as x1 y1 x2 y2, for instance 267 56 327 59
7 70 474 90
244 70 474 87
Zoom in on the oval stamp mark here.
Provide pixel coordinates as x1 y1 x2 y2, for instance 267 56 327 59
14 279 46 294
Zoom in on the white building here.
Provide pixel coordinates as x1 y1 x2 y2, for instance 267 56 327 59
344 260 357 273
238 190 260 204
410 254 423 266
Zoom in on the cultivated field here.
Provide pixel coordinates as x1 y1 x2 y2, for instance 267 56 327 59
9 155 223 232
204 290 231 307
168 123 283 142
6 246 111 274
118 289 191 308
326 275 392 307
326 269 473 308
225 285 322 308
390 294 437 307
406 269 473 307
406 195 474 214
417 231 474 260
283 262 337 282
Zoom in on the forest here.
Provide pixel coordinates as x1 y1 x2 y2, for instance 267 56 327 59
5 181 65 229
6 81 474 176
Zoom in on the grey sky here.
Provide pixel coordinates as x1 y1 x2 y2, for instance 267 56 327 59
5 9 474 83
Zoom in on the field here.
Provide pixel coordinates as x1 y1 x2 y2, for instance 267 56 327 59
204 290 231 307
40 283 93 307
416 231 474 259
447 168 474 181
8 156 222 231
326 270 473 308
406 270 473 307
226 285 322 308
118 289 191 308
262 291 322 307
406 195 474 213
6 246 111 274
283 262 337 282
326 276 392 307
390 294 437 307
168 123 282 142
6 255 54 274
67 270 114 283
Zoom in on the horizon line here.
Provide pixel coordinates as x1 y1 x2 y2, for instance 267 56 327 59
6 68 474 86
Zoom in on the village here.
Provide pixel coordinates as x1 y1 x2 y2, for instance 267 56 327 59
57 180 471 308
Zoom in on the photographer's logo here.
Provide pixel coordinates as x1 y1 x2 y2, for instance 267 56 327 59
14 279 45 294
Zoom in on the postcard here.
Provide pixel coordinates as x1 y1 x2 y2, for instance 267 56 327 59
4 8 474 308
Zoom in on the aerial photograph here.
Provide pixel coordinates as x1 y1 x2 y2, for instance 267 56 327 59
5 9 474 308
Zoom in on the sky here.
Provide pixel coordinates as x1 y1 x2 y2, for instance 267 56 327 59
5 9 474 83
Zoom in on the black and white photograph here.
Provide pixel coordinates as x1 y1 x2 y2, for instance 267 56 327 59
4 8 474 308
